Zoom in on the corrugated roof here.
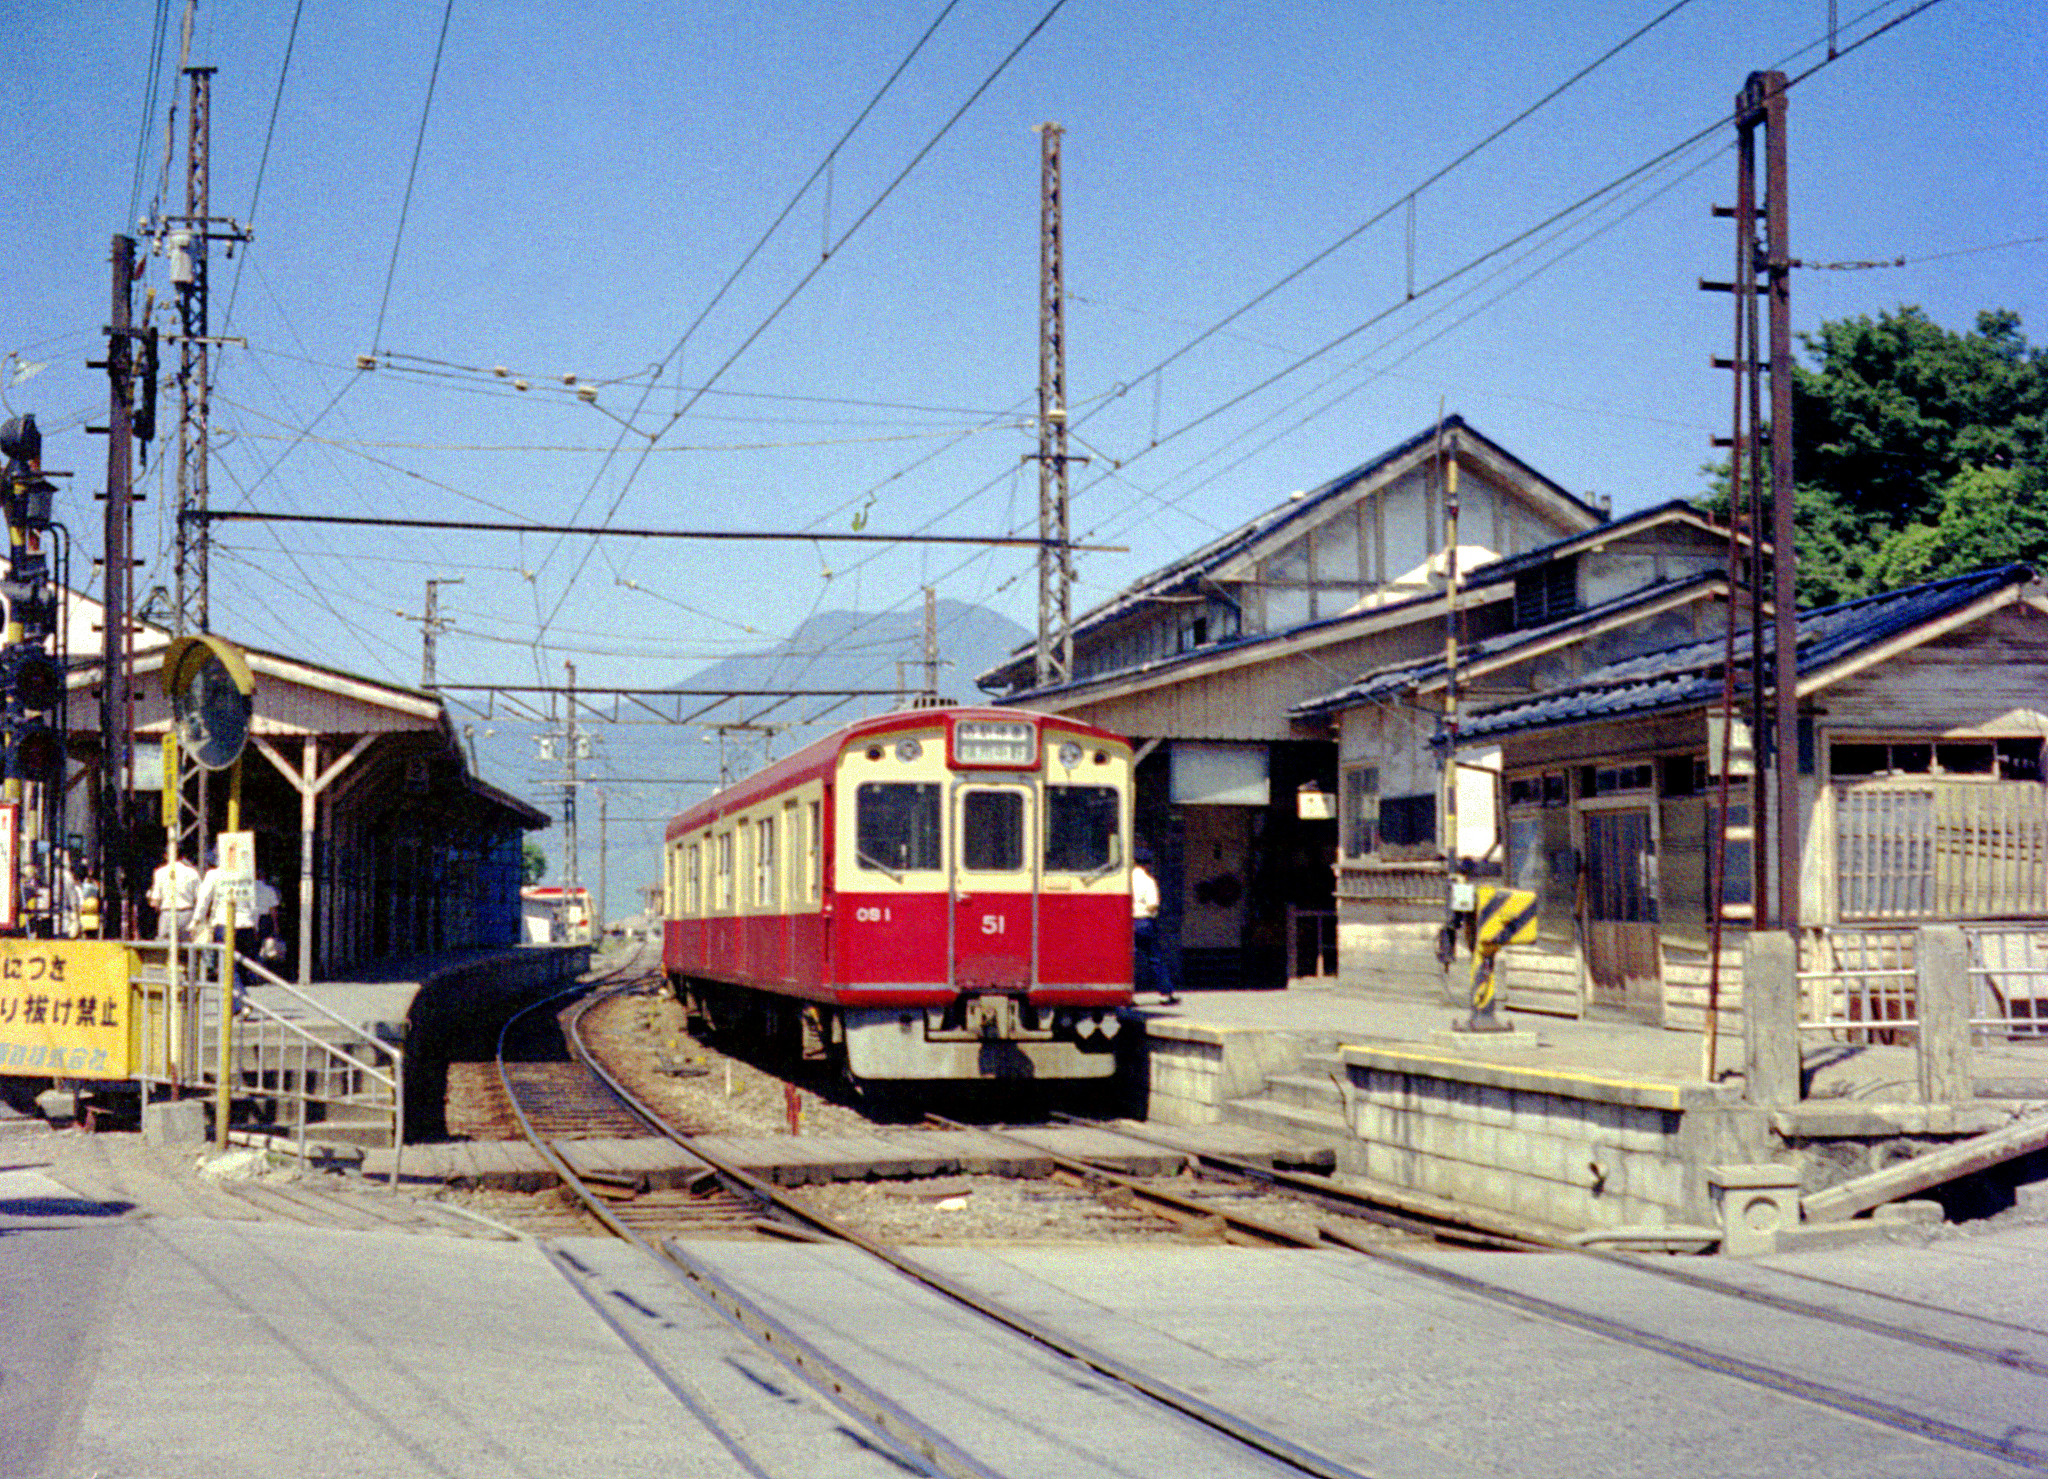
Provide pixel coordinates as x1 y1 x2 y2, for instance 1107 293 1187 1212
1459 564 2035 742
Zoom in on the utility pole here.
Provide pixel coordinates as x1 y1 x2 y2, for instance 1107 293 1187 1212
411 576 462 689
157 66 244 638
920 585 940 706
1031 122 1080 689
1705 72 1796 934
562 660 580 890
94 235 149 933
596 787 607 933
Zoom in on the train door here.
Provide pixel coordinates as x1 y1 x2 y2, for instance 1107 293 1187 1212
951 782 1037 991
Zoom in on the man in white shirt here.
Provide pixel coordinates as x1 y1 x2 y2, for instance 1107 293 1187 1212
147 854 200 940
1131 845 1178 1005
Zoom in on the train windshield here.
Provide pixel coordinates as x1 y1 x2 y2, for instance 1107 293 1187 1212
857 782 941 872
962 790 1025 870
1044 785 1120 872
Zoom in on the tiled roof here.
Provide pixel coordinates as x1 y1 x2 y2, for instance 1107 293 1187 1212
979 414 1597 693
1290 569 1725 716
1459 564 2035 742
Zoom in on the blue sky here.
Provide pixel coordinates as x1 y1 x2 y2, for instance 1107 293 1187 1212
5 0 2043 903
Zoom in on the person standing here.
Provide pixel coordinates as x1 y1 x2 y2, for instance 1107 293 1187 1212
1131 844 1178 1005
147 853 199 941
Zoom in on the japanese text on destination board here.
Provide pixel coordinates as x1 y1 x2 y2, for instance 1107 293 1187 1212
0 942 133 1079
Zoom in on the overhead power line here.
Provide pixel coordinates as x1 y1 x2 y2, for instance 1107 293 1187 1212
190 510 1126 550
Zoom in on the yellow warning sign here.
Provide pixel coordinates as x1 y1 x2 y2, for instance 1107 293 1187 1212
0 940 136 1080
1474 886 1539 948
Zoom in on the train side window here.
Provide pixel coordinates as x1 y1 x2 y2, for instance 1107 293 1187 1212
782 802 801 907
1045 785 1119 872
807 799 821 899
756 816 777 908
856 783 941 872
962 790 1024 871
716 831 734 910
687 842 702 916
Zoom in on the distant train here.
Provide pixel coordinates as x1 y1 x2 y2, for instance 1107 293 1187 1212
661 707 1134 1082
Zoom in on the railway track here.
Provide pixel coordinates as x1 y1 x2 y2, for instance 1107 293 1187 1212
508 957 2048 1476
512 959 1381 1479
1012 1114 2048 1472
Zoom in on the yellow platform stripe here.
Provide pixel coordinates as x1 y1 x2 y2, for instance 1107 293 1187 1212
1333 1046 1686 1109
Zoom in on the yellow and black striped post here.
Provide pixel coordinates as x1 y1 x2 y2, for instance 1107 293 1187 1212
1466 885 1537 1030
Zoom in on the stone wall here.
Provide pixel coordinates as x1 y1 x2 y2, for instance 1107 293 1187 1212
1141 1019 1307 1125
1339 1046 1767 1229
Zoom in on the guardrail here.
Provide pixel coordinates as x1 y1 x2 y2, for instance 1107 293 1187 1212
128 939 403 1176
1798 923 2048 1042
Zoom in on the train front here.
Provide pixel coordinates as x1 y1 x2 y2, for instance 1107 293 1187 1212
833 709 1132 1080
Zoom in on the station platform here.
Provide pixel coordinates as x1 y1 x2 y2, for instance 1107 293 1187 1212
1134 979 2048 1101
246 942 592 1046
1129 982 2048 1241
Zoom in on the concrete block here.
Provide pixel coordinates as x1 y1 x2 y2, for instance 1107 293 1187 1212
1871 1199 1944 1227
1478 1085 1513 1127
1773 1219 1908 1255
143 1097 210 1146
1709 1162 1803 1257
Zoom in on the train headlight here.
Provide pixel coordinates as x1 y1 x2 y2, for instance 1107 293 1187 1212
1057 741 1083 770
895 738 922 763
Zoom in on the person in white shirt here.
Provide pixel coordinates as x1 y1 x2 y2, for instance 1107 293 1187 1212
1131 844 1178 1004
147 854 200 940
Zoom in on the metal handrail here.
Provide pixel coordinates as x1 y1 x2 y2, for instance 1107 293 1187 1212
236 952 406 1074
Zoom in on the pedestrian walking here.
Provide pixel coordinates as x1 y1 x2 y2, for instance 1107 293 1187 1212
1132 844 1179 1005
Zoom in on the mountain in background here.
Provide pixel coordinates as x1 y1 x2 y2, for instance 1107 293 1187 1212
678 598 1030 712
489 599 1032 903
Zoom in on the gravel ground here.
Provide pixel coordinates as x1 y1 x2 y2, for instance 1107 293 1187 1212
447 968 1392 1247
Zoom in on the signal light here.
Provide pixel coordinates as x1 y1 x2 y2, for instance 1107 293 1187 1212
10 650 58 712
7 721 60 784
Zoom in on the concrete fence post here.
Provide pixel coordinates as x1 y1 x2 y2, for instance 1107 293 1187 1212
1916 925 1972 1105
1742 931 1801 1106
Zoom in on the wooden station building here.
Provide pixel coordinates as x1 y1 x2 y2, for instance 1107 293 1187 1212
60 602 546 983
979 416 1611 988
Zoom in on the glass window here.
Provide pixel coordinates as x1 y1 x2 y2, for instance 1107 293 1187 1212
856 783 941 872
962 790 1024 871
807 799 822 898
1045 786 1119 872
1341 765 1378 859
687 842 701 916
1379 793 1437 848
716 831 733 910
755 816 777 908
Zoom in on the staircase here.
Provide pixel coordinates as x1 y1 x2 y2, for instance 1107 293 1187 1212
1217 1049 1362 1173
133 944 403 1156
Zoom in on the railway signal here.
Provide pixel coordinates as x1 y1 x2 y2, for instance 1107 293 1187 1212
0 415 63 786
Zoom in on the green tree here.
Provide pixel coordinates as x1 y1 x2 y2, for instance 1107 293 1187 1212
1706 307 2048 606
522 840 547 886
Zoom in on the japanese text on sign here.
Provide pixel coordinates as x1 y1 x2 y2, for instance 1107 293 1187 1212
0 941 135 1080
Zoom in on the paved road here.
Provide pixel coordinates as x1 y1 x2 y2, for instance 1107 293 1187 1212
3 1131 2044 1478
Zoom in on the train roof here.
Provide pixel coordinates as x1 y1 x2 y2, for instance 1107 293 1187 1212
664 706 1128 841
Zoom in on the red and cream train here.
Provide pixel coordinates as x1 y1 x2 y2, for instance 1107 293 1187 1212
661 707 1133 1081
